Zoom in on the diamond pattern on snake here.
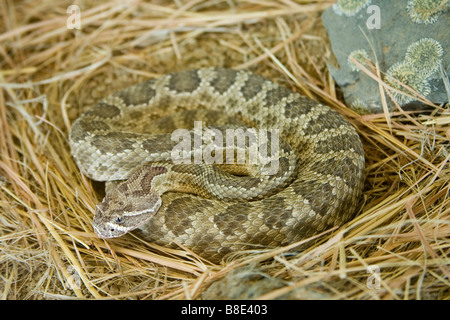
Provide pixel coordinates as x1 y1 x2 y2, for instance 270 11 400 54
69 68 365 262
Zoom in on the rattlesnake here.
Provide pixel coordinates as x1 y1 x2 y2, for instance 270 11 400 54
69 68 365 262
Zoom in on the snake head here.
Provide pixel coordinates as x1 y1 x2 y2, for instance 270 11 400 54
92 178 162 238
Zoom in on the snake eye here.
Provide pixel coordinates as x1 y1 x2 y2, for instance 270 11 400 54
115 217 122 223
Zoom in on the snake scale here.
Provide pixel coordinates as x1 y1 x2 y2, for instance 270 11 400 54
69 68 365 262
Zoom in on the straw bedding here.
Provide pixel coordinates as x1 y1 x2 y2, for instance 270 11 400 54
0 0 448 299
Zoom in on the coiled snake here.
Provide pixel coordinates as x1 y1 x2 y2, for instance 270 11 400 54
70 68 365 262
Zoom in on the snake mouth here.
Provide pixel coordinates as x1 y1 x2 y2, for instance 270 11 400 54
92 204 130 238
92 223 111 239
92 217 129 239
92 198 162 239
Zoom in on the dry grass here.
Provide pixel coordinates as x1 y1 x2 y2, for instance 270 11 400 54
0 0 448 300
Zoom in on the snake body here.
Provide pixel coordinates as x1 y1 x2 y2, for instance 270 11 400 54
70 68 365 262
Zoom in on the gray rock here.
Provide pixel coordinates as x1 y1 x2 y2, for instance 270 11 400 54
322 0 449 113
202 264 333 300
